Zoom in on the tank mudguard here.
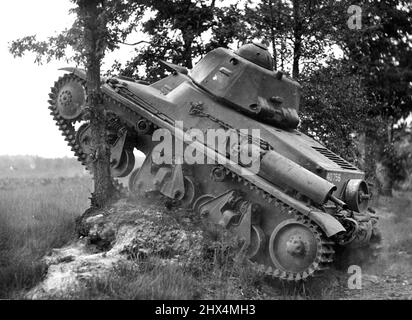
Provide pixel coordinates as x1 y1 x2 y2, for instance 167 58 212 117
308 210 346 237
59 67 87 80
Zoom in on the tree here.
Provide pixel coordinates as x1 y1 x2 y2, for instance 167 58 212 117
243 0 411 194
10 0 143 207
243 0 344 78
118 0 217 81
335 0 412 195
119 1 248 81
299 59 373 166
243 0 290 70
76 0 113 208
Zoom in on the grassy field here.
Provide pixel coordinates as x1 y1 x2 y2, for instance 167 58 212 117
0 176 92 298
1 156 411 299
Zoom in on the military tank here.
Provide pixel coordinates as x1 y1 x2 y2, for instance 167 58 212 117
49 43 381 281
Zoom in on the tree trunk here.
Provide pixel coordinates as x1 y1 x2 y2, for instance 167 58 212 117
364 129 376 174
292 0 302 79
181 30 194 69
268 0 277 70
280 37 285 71
79 0 114 208
375 161 393 196
364 121 393 197
375 122 395 196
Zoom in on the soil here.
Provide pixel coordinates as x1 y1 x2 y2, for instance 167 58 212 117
333 190 412 300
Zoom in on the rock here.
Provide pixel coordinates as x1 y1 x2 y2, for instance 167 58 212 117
85 214 103 224
27 241 125 299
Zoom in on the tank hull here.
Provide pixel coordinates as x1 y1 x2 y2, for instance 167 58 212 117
49 55 379 281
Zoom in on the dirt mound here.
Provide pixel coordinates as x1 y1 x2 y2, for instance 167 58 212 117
26 199 210 299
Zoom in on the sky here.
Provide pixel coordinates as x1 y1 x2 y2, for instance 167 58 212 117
1 1 409 158
0 1 136 158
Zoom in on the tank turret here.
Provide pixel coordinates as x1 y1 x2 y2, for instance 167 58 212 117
190 44 300 129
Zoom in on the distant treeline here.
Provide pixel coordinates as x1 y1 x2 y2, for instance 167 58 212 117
0 155 87 178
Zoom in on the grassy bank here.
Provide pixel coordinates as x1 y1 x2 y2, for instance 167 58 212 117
0 176 92 298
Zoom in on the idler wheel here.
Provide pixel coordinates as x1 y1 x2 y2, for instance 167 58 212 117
269 219 320 274
56 78 86 120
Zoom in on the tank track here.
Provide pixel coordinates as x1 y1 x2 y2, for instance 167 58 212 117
221 166 335 281
49 73 335 281
48 74 127 195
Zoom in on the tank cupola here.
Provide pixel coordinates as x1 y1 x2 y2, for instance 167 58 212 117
235 42 274 70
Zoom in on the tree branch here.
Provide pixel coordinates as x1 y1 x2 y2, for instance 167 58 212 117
118 40 152 46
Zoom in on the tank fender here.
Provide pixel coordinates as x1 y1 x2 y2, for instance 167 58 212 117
307 210 346 237
59 67 87 80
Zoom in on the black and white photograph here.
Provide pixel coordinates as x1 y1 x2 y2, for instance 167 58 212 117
0 0 411 306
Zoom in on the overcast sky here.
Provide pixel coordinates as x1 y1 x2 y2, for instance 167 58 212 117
1 2 408 158
0 1 238 159
0 1 138 158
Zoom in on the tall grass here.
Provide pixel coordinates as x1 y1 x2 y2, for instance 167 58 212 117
0 177 92 298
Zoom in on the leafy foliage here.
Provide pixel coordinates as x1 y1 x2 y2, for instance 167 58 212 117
121 0 244 81
337 0 412 120
9 0 143 66
300 60 373 163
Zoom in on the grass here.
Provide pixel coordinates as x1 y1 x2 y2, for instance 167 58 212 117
1 167 411 300
0 176 92 298
0 173 264 300
0 175 263 300
370 191 412 272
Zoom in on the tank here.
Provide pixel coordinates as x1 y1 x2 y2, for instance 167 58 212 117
48 43 381 281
